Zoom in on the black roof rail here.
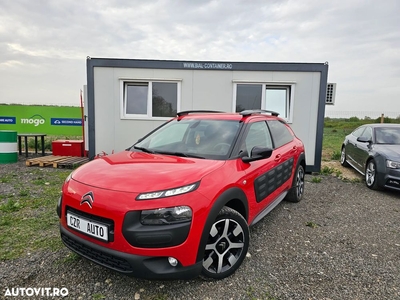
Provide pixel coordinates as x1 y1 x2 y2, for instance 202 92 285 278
177 110 225 117
240 109 280 117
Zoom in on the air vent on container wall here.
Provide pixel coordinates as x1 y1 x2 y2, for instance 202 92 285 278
326 83 336 105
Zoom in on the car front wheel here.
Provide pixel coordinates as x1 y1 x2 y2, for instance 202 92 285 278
365 159 380 190
201 207 249 280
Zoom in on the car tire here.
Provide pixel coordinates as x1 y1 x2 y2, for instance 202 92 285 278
201 206 249 280
365 159 381 190
285 164 305 203
340 146 349 167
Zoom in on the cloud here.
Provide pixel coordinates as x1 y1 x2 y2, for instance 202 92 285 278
0 0 399 113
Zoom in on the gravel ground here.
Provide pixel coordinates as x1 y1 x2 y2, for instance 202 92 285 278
1 158 400 300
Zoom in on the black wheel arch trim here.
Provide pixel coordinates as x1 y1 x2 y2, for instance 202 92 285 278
296 152 306 172
195 187 248 262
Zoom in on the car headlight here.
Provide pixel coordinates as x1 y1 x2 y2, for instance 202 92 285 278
386 160 400 169
140 206 192 225
65 171 73 183
136 182 199 200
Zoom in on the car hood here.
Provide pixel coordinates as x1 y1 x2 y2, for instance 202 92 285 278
71 151 225 193
374 144 400 160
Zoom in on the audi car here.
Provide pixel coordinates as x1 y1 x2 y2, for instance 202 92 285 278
341 123 400 191
57 110 306 280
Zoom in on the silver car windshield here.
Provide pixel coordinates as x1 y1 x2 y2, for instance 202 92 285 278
133 119 241 159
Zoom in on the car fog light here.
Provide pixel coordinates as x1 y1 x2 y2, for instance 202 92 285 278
168 257 178 267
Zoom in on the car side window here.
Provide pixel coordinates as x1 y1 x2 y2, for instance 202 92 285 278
267 120 293 148
352 127 366 138
362 127 372 140
243 121 273 154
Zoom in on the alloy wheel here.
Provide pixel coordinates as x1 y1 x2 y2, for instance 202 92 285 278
203 218 245 275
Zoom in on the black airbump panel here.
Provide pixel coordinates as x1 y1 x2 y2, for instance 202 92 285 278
254 157 294 202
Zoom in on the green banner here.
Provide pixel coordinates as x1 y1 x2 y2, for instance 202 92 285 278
0 104 83 136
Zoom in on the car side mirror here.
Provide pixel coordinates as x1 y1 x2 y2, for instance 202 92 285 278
241 146 273 163
357 136 371 143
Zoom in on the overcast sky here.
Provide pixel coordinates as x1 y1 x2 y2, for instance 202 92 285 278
0 0 399 116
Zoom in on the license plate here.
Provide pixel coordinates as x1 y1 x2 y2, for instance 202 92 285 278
67 212 109 241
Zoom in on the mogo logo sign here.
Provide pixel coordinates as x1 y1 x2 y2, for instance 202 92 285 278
20 114 46 126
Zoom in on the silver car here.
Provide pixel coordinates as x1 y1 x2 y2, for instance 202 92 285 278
341 123 400 190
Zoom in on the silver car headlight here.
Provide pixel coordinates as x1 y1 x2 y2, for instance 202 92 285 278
386 160 400 169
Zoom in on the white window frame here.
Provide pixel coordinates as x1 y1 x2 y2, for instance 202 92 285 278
232 81 296 123
120 78 182 120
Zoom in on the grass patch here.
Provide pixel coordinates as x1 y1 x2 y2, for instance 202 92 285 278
306 221 320 228
322 128 350 161
321 166 335 175
0 199 22 212
0 173 16 183
18 190 29 197
331 150 341 161
0 168 71 260
311 176 322 183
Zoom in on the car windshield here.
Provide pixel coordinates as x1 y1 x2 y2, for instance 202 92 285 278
375 127 400 144
132 119 241 159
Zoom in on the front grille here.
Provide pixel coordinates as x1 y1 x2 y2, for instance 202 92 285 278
61 233 133 273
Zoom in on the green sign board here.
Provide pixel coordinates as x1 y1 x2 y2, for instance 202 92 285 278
0 104 83 136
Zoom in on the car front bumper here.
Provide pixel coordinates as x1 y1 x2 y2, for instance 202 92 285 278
60 225 203 280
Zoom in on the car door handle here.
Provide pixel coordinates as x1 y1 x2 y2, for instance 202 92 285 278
290 146 297 153
274 154 281 161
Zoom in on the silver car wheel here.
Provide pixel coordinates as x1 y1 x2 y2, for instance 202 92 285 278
203 218 245 274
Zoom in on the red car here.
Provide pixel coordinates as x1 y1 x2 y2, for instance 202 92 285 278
57 110 306 280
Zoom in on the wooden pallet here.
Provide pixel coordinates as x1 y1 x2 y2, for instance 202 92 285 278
26 155 89 168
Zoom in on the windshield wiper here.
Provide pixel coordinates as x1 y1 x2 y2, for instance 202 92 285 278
154 151 205 159
132 146 154 154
